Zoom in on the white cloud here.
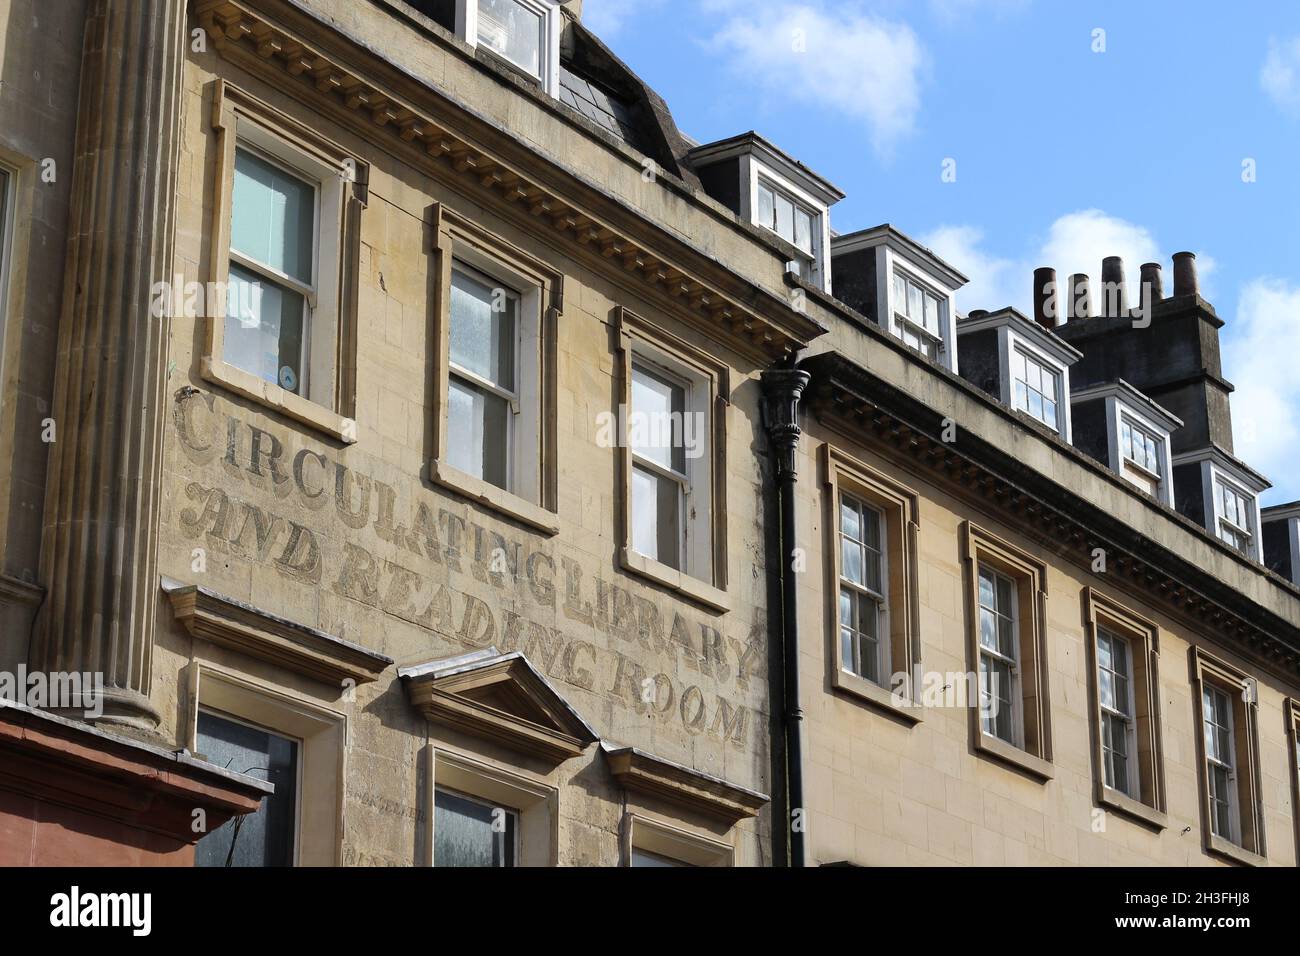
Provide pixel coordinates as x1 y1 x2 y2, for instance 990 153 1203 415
1221 279 1300 498
582 0 662 38
707 3 926 155
917 225 1023 314
1261 36 1300 114
921 209 1204 316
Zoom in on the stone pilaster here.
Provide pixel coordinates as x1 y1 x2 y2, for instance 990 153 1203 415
34 0 188 729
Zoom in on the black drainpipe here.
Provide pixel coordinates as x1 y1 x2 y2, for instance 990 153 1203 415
761 362 810 868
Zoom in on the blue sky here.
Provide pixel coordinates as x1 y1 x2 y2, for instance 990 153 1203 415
582 0 1300 504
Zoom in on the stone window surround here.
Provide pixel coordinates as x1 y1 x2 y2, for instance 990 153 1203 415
613 305 730 613
202 79 367 445
424 745 559 867
1082 587 1168 830
184 661 348 867
821 443 923 724
623 812 734 867
1189 646 1267 867
960 520 1054 781
427 201 563 537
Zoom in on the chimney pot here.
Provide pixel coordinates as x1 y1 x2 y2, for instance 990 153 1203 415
968 309 989 318
1172 251 1199 297
1139 262 1164 305
1101 256 1128 317
1066 273 1091 320
1032 267 1058 329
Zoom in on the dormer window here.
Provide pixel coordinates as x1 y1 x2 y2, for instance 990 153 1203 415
1216 478 1255 556
892 269 945 360
1261 504 1300 586
456 0 561 95
756 178 817 280
686 133 844 293
1170 448 1270 562
1069 381 1179 506
1119 416 1162 494
956 308 1081 439
830 225 966 372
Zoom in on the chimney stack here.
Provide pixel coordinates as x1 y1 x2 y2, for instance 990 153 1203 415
1032 267 1058 329
1066 273 1091 321
1139 262 1164 304
1101 256 1128 317
1172 251 1199 297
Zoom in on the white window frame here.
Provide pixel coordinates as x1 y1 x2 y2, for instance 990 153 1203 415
627 341 712 582
455 0 563 96
754 175 819 280
1096 628 1138 798
445 250 543 502
891 266 947 362
742 155 830 291
1202 683 1239 845
838 490 890 686
1118 413 1164 494
977 566 1022 748
223 119 345 411
433 784 521 868
1011 346 1063 434
1213 474 1257 560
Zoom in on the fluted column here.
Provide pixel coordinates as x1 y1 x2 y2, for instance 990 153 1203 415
35 0 188 729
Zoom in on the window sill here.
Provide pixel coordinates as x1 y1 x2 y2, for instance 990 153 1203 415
1097 785 1167 831
1206 834 1266 868
832 667 922 725
619 547 730 614
428 459 560 537
202 358 356 445
975 731 1053 782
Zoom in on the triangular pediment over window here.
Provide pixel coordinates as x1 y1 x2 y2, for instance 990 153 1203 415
398 648 598 764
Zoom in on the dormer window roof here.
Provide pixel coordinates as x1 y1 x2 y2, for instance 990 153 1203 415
456 0 563 95
1070 380 1182 506
1171 446 1271 562
957 307 1082 438
830 224 967 372
687 132 844 292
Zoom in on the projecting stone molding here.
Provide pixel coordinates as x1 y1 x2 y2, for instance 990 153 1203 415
163 578 393 687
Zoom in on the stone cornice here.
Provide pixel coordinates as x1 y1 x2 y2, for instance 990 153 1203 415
801 351 1300 684
164 579 394 687
399 649 598 764
602 742 769 824
193 0 825 361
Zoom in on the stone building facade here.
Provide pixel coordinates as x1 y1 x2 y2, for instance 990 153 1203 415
0 0 1297 867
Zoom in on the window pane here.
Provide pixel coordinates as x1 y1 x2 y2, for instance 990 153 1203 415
980 656 1014 742
907 282 923 323
434 788 516 867
450 266 516 390
774 193 794 243
758 184 775 231
195 712 298 867
477 0 543 76
447 377 511 489
995 575 1013 614
794 207 813 254
841 535 863 585
840 497 860 542
225 262 305 393
632 464 681 569
978 607 997 651
892 272 907 312
631 364 686 473
631 849 689 867
231 148 314 284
